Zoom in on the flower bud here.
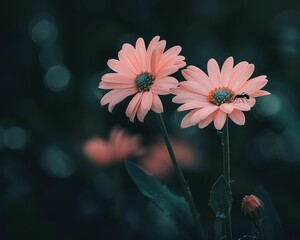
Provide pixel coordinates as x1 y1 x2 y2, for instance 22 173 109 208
241 195 264 220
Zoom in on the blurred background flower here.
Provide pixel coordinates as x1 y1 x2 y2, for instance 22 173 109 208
140 136 201 179
84 126 144 166
1 0 300 239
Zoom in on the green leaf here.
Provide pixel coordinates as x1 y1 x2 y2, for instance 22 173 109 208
125 161 196 240
209 175 232 216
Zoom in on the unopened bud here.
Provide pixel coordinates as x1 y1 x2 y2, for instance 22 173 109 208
241 195 264 220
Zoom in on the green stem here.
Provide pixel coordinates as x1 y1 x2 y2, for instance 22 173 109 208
156 113 205 240
254 219 264 240
221 118 232 240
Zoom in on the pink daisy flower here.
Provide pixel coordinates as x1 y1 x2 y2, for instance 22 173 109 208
99 36 186 122
84 126 144 165
172 57 270 130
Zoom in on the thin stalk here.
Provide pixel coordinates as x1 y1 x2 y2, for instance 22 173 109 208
222 118 232 240
156 113 205 240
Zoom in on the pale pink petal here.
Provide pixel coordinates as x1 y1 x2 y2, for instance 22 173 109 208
221 57 234 86
151 93 163 113
190 105 219 125
107 59 136 78
99 81 135 89
181 109 198 128
177 81 207 96
213 109 227 130
135 38 147 72
220 103 234 114
251 90 270 97
177 101 210 111
228 110 245 125
107 89 137 112
155 76 178 88
122 43 142 72
156 46 182 73
207 59 221 86
231 64 255 91
126 92 143 122
181 69 210 93
151 77 179 95
154 40 167 67
118 50 139 74
198 113 214 128
238 75 268 94
155 66 178 79
151 84 171 95
248 97 256 107
171 90 208 103
101 88 136 107
227 61 248 89
101 73 133 84
146 36 160 70
233 101 251 111
137 91 153 122
150 50 157 74
187 65 213 89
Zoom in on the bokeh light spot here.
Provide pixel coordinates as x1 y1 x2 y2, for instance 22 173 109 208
3 127 28 150
44 65 71 91
254 94 281 118
41 146 75 178
30 18 58 47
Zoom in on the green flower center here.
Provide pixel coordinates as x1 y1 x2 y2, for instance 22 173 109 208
208 87 234 105
135 72 154 91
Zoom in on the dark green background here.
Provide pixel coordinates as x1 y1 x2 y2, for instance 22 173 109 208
1 0 300 239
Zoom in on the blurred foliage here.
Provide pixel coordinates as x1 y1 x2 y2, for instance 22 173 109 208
1 0 300 239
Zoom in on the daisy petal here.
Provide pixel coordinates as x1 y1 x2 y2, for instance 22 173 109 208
220 103 234 114
198 113 214 128
101 88 136 112
135 38 147 72
221 57 234 86
190 105 219 125
187 65 212 89
151 93 163 113
207 58 221 86
232 64 255 91
137 91 153 122
181 109 198 128
155 66 178 79
181 69 209 94
251 90 271 97
107 59 136 78
229 110 245 125
177 101 210 112
101 73 133 84
213 110 227 130
126 92 143 122
238 75 268 94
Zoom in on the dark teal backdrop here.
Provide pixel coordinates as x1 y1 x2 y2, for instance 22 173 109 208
1 0 300 239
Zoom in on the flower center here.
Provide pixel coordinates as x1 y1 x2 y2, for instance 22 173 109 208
208 86 234 106
135 72 154 91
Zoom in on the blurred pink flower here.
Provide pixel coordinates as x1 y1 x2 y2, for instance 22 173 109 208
140 137 200 179
99 36 186 122
84 127 143 165
172 57 270 130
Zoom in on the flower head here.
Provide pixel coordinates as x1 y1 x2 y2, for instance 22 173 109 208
99 36 186 122
84 126 143 165
241 195 264 220
172 57 270 130
140 137 199 179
